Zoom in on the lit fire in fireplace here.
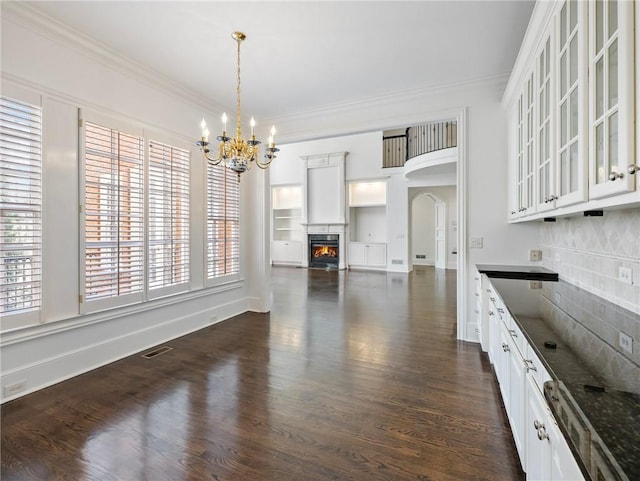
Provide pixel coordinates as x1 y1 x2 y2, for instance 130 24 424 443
313 245 338 258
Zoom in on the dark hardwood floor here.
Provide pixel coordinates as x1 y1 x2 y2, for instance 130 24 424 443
1 266 524 481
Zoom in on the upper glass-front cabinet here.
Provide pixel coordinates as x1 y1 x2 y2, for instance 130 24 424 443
588 0 635 199
555 0 588 207
536 35 556 212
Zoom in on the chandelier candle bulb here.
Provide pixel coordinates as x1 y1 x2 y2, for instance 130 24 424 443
250 117 255 136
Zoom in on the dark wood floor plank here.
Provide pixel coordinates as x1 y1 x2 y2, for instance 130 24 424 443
1 266 523 481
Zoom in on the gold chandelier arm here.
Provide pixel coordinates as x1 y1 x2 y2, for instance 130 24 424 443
254 158 274 169
202 149 223 166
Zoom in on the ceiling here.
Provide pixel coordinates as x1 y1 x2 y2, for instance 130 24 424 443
22 1 535 129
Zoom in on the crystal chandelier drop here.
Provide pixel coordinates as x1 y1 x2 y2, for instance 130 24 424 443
197 32 278 179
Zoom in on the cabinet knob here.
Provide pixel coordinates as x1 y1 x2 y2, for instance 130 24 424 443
508 329 517 338
537 428 549 441
502 343 510 352
608 171 624 181
549 194 557 201
497 308 504 314
511 210 516 215
525 359 537 372
489 311 495 316
628 164 639 175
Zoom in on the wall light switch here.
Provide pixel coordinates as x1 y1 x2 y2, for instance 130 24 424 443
470 237 483 249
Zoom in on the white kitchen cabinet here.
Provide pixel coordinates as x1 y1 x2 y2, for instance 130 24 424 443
485 276 584 481
510 71 537 219
505 0 640 221
508 328 527 465
588 0 635 199
536 33 557 213
348 242 386 270
555 0 588 208
526 375 585 481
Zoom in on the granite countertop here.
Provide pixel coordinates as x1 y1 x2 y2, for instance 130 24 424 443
476 264 559 281
488 277 640 481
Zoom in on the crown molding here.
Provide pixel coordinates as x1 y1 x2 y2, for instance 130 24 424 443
270 74 508 144
1 1 229 115
502 0 558 108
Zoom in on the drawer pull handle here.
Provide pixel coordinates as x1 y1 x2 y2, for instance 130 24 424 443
497 308 504 314
502 343 510 352
508 329 517 338
537 428 549 441
525 359 537 372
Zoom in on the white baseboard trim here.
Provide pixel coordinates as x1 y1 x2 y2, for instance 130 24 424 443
1 298 248 403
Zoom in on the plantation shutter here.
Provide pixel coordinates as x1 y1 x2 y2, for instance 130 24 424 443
83 122 144 303
148 140 190 292
207 165 239 278
0 97 42 315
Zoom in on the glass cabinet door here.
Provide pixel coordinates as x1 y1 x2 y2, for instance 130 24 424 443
555 0 587 207
588 0 635 198
536 35 556 212
514 72 536 217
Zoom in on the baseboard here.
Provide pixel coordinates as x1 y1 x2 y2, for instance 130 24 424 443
1 297 248 403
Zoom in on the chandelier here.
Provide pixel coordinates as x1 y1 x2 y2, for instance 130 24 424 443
197 32 278 179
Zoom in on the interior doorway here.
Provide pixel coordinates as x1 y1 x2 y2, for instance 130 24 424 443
409 187 457 272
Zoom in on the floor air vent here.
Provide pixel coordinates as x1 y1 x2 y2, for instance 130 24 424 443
141 346 173 359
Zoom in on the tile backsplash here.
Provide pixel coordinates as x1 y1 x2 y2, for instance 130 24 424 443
541 208 640 316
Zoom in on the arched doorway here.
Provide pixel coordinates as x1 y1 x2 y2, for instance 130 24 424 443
410 192 446 271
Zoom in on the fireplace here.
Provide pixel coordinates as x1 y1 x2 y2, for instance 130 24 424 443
309 234 339 269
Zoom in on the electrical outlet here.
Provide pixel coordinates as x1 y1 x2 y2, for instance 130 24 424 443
470 237 483 249
618 267 633 285
529 281 542 289
619 332 633 354
529 249 542 261
3 380 27 397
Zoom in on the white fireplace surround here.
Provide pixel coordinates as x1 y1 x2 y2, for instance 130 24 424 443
300 152 348 269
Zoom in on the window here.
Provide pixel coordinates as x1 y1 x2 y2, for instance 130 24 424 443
83 122 144 306
0 96 42 316
148 140 190 293
207 165 239 279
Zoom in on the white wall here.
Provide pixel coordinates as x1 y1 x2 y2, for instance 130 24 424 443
0 9 268 401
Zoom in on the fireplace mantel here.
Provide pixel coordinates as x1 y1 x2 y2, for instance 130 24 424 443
299 152 349 269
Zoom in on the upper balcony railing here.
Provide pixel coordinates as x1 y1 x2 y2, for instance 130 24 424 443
383 120 457 168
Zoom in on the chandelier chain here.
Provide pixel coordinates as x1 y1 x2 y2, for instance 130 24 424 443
236 36 242 137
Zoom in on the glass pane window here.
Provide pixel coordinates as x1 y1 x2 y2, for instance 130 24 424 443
0 97 42 314
207 165 239 279
148 140 190 290
84 122 144 301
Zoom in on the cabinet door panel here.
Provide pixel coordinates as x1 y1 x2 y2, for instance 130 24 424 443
348 243 366 266
588 0 635 198
526 376 552 481
366 244 386 266
555 0 588 207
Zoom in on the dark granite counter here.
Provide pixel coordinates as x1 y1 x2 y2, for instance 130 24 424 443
488 277 639 481
476 264 559 281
